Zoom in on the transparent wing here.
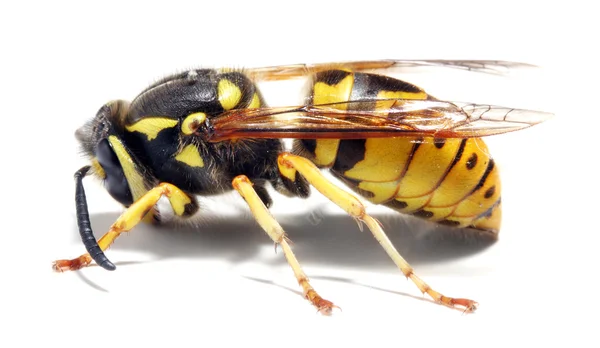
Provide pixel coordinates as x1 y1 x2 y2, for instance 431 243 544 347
243 60 538 82
207 99 552 142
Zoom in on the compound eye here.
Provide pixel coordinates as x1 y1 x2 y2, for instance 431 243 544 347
96 138 133 206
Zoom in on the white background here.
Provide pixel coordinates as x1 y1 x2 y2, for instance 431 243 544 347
1 1 598 347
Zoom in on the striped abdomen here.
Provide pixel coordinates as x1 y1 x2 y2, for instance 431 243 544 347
294 69 502 233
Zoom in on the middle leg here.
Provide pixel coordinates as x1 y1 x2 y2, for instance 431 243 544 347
232 175 338 314
53 182 198 272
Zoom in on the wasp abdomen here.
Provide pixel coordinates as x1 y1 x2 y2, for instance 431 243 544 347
294 69 502 232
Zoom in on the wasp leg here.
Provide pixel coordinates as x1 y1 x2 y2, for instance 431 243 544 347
253 184 273 209
232 175 338 314
142 206 162 225
277 153 478 313
53 183 197 272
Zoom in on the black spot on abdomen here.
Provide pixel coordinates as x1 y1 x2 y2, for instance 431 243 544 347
466 153 478 170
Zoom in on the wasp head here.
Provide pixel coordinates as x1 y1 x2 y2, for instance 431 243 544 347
76 100 147 207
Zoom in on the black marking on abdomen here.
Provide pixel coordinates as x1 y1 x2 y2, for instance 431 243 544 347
332 139 367 173
348 72 425 110
300 139 317 157
350 72 424 100
438 219 461 226
397 139 423 182
484 185 496 199
449 140 468 171
471 159 495 193
434 138 445 149
388 200 408 210
414 209 434 218
466 153 478 170
431 138 468 191
314 70 352 85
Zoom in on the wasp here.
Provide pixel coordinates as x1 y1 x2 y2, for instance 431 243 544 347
53 60 551 314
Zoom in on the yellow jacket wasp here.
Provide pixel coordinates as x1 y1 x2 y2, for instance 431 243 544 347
53 60 551 313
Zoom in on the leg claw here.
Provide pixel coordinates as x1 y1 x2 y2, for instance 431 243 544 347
440 297 478 313
314 299 342 315
52 256 91 272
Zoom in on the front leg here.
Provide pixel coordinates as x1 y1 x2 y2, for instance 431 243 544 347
53 180 198 272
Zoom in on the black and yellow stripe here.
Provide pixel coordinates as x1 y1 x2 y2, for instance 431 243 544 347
294 69 502 233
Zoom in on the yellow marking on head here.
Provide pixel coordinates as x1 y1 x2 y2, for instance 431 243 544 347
125 117 178 141
248 93 261 109
344 138 415 182
313 75 354 107
376 90 428 110
108 136 147 201
181 112 207 135
91 158 106 179
175 144 204 168
358 181 399 204
218 79 242 110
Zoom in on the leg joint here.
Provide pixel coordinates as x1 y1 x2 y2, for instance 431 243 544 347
232 175 251 189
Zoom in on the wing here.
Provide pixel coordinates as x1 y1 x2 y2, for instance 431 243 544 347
243 60 538 82
207 99 552 142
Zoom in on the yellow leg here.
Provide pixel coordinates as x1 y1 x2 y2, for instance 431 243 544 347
278 153 478 313
53 183 194 272
232 175 338 314
142 206 162 225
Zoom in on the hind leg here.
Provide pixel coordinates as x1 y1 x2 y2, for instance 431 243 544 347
278 152 478 312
